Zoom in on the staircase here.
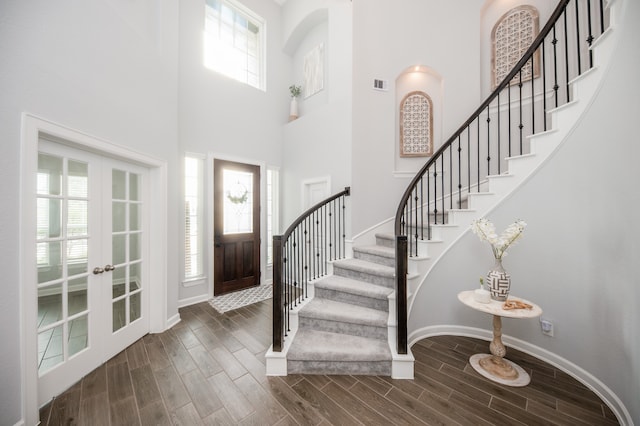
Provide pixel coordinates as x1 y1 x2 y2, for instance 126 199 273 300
268 0 617 378
287 235 396 375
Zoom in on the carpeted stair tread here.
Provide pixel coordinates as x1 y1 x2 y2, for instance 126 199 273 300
287 329 391 362
332 258 395 277
314 275 393 301
299 298 388 328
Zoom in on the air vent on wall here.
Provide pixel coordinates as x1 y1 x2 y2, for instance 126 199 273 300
373 79 388 91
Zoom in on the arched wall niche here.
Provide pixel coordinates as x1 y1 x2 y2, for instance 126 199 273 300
480 0 556 97
394 65 443 174
283 8 328 56
284 8 329 117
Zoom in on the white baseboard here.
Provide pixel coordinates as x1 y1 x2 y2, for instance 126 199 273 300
409 325 632 425
165 313 181 330
177 293 211 309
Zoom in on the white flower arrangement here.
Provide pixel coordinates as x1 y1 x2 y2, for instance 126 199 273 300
470 218 526 260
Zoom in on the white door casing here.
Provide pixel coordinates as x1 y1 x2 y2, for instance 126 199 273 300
20 114 169 425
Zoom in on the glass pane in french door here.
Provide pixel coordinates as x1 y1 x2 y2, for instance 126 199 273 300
36 153 91 374
111 169 143 332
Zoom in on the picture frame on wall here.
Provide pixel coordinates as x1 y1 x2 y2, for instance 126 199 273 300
304 43 324 99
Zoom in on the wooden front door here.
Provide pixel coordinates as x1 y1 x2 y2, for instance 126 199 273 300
213 159 260 295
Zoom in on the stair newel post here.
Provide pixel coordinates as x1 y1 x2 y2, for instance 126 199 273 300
396 235 408 355
273 235 283 352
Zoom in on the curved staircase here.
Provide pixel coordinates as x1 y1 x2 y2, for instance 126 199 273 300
268 0 618 380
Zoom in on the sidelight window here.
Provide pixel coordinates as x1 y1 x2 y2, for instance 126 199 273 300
184 156 204 280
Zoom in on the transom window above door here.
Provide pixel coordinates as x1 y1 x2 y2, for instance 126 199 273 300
204 0 266 90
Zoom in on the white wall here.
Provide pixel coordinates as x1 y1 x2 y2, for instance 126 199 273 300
408 0 640 421
352 0 483 236
280 0 352 227
0 0 180 424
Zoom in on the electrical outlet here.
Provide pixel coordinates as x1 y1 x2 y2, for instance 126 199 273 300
540 318 554 337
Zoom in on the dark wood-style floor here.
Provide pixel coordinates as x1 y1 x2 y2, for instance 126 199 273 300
39 299 619 425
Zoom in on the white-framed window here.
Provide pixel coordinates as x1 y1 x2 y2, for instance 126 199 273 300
266 167 279 265
204 0 266 90
184 156 204 280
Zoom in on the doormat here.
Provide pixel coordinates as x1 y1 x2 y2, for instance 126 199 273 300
208 284 272 314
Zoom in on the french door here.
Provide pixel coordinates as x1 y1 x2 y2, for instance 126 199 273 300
213 159 260 295
36 140 149 404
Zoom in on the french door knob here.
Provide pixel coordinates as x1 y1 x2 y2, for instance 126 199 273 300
104 264 115 272
93 267 104 275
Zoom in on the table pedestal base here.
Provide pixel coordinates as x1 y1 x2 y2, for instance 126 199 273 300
469 354 530 387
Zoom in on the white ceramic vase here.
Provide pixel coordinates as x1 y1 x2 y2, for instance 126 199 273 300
289 98 299 121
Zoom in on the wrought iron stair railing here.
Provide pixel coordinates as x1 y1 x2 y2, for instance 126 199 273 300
394 0 609 355
272 187 351 352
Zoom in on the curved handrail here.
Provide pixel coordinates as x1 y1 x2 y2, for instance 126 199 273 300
394 0 570 235
282 187 351 240
393 0 607 355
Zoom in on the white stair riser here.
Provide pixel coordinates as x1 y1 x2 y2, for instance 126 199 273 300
353 250 395 267
333 265 394 288
288 360 391 376
298 316 388 340
314 286 389 311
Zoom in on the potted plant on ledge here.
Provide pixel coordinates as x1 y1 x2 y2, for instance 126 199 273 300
289 84 302 121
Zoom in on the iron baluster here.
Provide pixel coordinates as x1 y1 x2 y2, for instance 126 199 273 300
426 170 431 240
449 145 453 210
531 56 535 135
433 162 438 223
467 127 471 198
553 25 559 108
518 70 524 155
440 154 445 224
543 39 548 131
414 187 419 254
420 177 424 241
497 94 501 175
508 83 512 157
564 8 570 103
457 135 462 208
587 0 594 68
477 118 480 192
575 0 582 75
486 105 491 177
599 0 604 35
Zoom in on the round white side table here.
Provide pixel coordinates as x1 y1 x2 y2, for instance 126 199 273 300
458 290 542 387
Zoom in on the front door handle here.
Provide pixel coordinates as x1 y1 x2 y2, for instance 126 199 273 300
93 267 104 275
104 264 116 272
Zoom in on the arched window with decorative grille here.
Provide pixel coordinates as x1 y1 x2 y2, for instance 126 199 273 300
400 91 433 157
492 5 539 89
